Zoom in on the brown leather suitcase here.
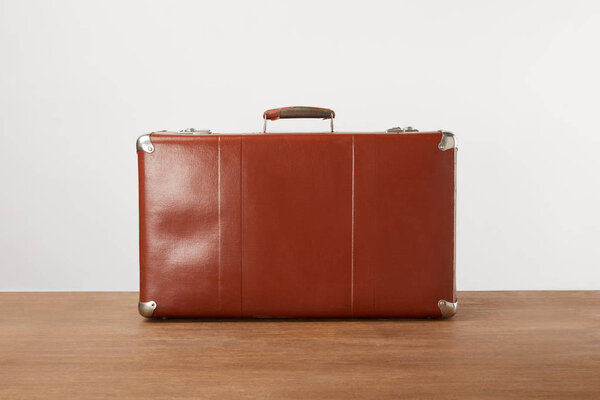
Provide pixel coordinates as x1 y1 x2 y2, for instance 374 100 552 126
137 107 457 319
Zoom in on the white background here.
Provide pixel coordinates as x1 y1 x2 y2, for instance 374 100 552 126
1 0 599 291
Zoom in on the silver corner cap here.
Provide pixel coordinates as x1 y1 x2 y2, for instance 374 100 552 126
438 131 456 151
136 134 155 153
138 300 157 318
438 299 458 318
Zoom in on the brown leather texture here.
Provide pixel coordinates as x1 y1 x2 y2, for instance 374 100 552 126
264 106 335 120
138 132 456 318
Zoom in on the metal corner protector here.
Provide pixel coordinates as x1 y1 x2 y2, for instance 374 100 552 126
438 299 458 318
438 131 456 151
136 134 155 153
138 300 157 318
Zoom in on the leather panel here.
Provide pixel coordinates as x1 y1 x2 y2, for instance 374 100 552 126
370 134 455 316
240 134 352 317
217 136 243 316
139 135 221 317
352 135 377 315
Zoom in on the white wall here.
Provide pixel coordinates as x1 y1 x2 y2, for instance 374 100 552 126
1 0 599 291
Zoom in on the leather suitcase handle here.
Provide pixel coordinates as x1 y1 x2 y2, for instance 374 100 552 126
263 106 335 133
263 106 335 121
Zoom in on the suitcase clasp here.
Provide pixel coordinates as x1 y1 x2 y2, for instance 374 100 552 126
180 128 212 135
387 126 419 133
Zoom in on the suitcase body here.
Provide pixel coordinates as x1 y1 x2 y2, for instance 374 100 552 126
137 107 457 318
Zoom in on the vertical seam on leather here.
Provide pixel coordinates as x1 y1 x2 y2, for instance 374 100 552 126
453 150 457 302
138 153 146 301
351 136 355 315
217 136 221 310
240 136 244 316
372 137 378 313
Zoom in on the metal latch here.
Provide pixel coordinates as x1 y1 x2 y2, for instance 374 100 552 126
180 128 212 135
387 126 419 133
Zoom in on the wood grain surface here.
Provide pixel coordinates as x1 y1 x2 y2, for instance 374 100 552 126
1 291 599 399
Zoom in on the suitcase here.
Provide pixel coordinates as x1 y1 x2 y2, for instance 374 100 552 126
136 106 457 319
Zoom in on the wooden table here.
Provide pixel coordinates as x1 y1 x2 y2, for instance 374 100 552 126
1 291 598 399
